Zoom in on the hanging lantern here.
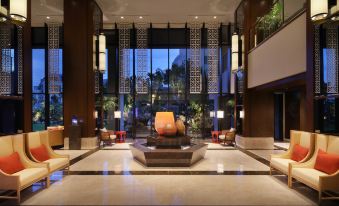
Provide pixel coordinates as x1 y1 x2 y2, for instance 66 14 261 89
231 33 239 71
10 0 27 22
93 35 97 71
330 0 339 21
310 0 328 21
98 34 106 73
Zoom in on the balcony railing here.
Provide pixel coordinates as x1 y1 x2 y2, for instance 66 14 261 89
249 0 306 50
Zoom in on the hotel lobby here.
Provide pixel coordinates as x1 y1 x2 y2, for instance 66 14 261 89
0 0 339 205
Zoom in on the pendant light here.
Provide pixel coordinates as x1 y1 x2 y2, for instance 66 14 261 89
10 0 27 22
310 0 328 21
231 33 239 72
98 34 106 73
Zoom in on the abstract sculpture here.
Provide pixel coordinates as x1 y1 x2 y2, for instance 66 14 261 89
154 112 178 136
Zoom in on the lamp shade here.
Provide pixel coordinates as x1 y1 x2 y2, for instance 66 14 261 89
311 0 328 21
93 36 97 70
231 33 238 53
209 111 215 118
99 52 106 73
10 0 27 22
114 111 122 119
98 34 106 73
232 52 239 71
240 110 244 119
217 111 224 119
154 112 177 136
99 34 106 53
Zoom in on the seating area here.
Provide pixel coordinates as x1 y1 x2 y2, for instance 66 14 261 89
1 0 339 205
270 131 339 203
0 132 70 203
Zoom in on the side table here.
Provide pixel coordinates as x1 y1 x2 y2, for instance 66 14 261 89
211 131 221 143
116 131 127 143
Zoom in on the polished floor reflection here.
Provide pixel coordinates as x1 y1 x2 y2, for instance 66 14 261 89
1 141 338 206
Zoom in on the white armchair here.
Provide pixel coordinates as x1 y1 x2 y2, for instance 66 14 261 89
290 134 339 203
270 130 314 175
26 131 70 175
0 134 49 203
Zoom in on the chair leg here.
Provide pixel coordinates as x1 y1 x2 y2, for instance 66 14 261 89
46 176 50 188
16 190 20 204
318 191 322 205
288 176 292 188
269 166 272 176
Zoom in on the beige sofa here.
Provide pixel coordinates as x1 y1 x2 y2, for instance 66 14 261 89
26 131 70 174
270 130 314 175
290 134 339 203
0 134 49 203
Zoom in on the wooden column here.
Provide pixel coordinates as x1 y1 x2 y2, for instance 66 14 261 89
305 0 314 132
23 0 32 132
241 0 274 137
63 0 97 137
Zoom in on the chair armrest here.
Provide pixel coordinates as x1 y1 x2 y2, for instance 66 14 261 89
0 170 20 190
319 170 339 191
48 147 70 159
270 151 291 160
290 160 314 169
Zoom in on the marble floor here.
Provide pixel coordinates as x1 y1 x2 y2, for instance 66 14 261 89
1 141 338 206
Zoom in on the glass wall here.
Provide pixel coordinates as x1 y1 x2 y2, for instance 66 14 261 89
32 27 63 131
101 26 232 138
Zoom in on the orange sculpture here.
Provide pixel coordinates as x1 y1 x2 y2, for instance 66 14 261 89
155 112 177 136
176 119 185 136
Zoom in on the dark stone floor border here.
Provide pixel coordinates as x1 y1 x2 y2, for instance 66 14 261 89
63 170 276 176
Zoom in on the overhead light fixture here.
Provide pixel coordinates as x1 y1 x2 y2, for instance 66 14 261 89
46 16 50 19
98 34 106 73
10 0 27 22
213 16 217 19
195 16 198 19
231 33 239 71
210 111 215 118
120 16 124 19
139 16 143 19
330 0 339 21
310 0 328 21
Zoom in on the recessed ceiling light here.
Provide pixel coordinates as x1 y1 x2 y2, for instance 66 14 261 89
213 16 217 19
195 16 198 19
139 16 143 19
121 16 124 19
46 16 50 19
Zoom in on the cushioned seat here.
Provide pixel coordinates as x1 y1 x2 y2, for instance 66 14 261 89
110 135 117 140
26 131 70 174
44 158 69 172
290 134 339 203
270 158 296 174
292 168 327 190
270 130 314 175
0 134 49 203
14 168 49 187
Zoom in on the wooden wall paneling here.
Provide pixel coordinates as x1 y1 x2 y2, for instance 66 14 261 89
23 0 32 132
63 0 101 138
305 0 314 132
248 91 274 137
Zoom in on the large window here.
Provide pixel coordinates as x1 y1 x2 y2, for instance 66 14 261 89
32 48 63 131
101 27 232 138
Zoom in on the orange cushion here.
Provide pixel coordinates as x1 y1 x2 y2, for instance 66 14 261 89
30 145 50 162
0 152 25 174
291 144 309 162
314 149 339 175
